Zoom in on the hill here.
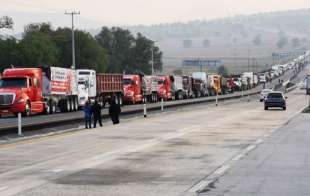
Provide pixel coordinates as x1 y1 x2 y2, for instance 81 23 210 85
126 9 310 73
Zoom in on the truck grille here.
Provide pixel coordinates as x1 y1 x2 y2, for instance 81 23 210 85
0 94 15 105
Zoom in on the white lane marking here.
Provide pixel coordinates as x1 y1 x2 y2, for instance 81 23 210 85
0 186 8 191
214 164 231 176
52 169 64 173
255 139 263 145
190 179 213 193
231 154 244 161
246 145 257 152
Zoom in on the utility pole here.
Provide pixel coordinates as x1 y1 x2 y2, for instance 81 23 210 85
65 10 80 70
151 41 158 75
151 47 154 75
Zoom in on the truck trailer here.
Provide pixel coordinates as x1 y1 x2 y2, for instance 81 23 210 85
96 73 123 106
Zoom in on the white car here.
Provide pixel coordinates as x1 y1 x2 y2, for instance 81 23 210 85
298 80 306 90
260 89 273 102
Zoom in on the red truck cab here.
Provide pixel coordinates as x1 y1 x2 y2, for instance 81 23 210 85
0 68 44 116
123 75 143 103
157 76 172 100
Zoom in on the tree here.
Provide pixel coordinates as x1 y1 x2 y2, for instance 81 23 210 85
253 34 261 46
217 65 229 77
96 27 135 73
0 38 21 72
19 31 59 66
0 16 13 29
291 38 300 48
96 27 163 74
277 36 288 49
202 39 210 47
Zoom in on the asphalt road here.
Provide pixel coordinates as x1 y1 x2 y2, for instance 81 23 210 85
0 86 307 196
0 68 297 132
200 113 310 196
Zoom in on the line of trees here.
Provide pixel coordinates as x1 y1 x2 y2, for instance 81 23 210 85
0 20 162 74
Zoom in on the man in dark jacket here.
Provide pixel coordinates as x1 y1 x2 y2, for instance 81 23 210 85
83 101 92 129
109 99 121 124
92 100 102 128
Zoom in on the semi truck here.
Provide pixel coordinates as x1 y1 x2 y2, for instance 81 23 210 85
123 74 160 104
157 75 173 100
170 75 184 100
192 72 208 97
96 73 123 106
207 74 222 95
77 69 96 107
0 67 79 117
182 75 194 98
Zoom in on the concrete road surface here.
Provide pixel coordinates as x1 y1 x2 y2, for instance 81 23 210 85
201 113 310 196
0 88 307 196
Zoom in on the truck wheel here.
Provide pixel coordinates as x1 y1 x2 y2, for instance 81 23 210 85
44 101 51 115
70 98 74 112
74 98 79 111
66 100 71 112
114 96 119 105
50 101 56 114
119 96 123 106
23 102 31 117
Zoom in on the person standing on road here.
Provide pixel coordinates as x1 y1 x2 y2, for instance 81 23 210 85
109 99 121 125
92 100 102 128
84 101 92 129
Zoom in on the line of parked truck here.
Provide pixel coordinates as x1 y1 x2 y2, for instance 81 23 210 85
0 52 308 117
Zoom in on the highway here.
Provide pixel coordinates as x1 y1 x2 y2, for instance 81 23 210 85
0 68 298 134
200 111 310 196
0 80 307 195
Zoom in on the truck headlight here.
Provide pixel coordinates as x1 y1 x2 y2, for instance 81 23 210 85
17 98 25 103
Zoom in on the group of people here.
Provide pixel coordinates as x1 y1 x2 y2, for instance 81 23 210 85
83 99 121 129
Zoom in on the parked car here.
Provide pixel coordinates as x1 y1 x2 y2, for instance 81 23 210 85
260 89 273 102
264 92 287 110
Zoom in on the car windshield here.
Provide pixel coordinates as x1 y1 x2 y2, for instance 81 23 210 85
0 78 27 88
267 93 283 98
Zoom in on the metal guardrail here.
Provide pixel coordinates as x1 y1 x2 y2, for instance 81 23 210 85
0 88 262 135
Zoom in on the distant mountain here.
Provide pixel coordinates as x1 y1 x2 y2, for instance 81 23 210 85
123 9 310 71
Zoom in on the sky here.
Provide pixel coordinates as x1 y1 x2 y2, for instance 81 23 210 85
1 0 310 32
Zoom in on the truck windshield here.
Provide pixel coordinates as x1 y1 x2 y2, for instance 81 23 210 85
123 79 132 85
0 78 27 88
158 80 164 85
